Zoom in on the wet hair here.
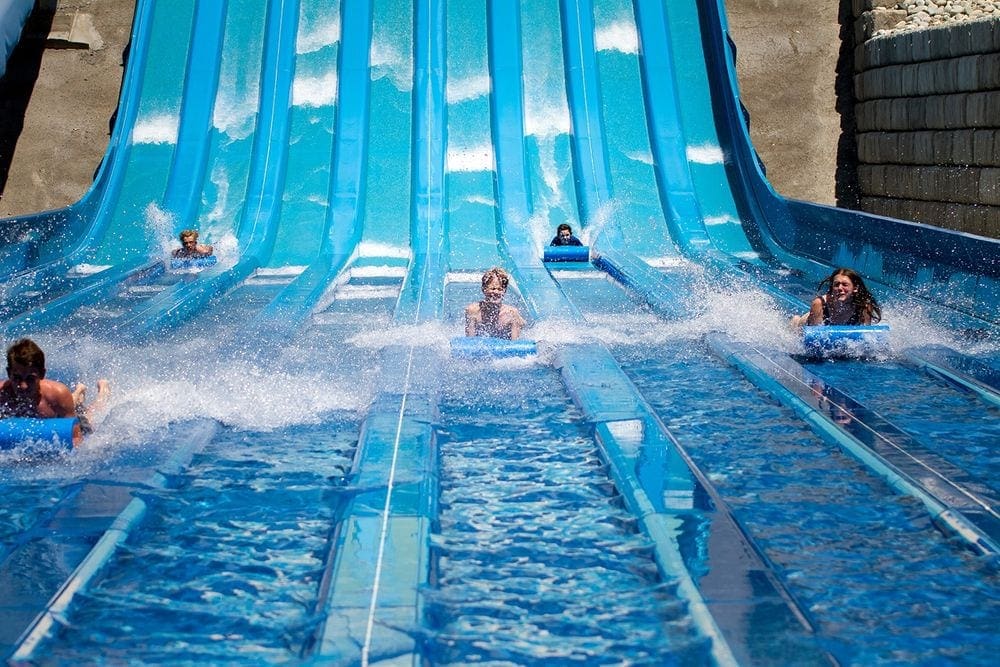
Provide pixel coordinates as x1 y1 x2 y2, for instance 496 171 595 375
179 229 199 242
557 223 573 234
6 338 45 372
481 267 510 292
819 267 881 324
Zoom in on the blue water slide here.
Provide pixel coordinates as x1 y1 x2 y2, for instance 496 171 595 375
232 0 371 349
0 0 160 300
110 0 299 336
310 3 446 659
0 0 234 335
0 0 32 80
1 0 999 662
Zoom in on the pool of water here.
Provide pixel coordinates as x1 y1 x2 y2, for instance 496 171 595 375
427 362 711 665
803 358 1000 489
31 419 358 664
617 343 1000 665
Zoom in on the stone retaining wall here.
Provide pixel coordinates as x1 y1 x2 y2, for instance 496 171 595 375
852 12 999 237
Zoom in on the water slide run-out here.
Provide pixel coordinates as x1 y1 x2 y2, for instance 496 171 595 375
1 0 998 664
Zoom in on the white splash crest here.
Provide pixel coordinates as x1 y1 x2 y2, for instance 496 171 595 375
687 144 725 164
370 39 412 92
626 150 654 165
293 70 338 108
703 215 741 226
358 241 410 259
297 16 340 54
595 20 639 54
132 114 179 145
447 74 490 104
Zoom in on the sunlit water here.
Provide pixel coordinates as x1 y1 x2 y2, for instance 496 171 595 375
427 363 710 665
33 420 358 664
803 358 1000 486
2 261 998 663
617 343 999 665
546 270 1000 665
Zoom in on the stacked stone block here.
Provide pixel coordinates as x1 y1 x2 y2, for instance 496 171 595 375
853 14 1000 237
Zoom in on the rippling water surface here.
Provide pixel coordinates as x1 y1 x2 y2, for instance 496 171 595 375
617 342 1000 665
426 363 711 665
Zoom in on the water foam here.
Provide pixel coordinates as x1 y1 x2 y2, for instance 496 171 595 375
293 71 339 108
296 16 341 54
595 20 639 54
446 74 490 104
625 150 653 165
213 88 259 141
132 114 179 145
370 38 413 92
686 144 725 165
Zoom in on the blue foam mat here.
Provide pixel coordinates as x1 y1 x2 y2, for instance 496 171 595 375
450 337 537 359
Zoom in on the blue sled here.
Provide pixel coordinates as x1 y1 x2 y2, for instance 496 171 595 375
803 325 890 354
451 337 537 359
0 417 78 452
543 246 589 262
169 256 218 270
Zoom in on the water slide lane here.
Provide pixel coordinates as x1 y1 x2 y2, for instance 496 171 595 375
483 1 830 662
548 1 839 660
3 420 221 660
0 0 153 273
588 0 1000 560
231 0 369 347
562 0 702 321
110 0 299 337
0 0 264 338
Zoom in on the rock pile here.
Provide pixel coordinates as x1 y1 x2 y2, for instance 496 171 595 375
875 1 1000 37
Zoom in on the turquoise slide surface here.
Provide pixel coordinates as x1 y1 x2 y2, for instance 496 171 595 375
0 0 997 664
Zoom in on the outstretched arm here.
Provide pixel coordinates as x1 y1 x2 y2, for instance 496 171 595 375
805 297 825 326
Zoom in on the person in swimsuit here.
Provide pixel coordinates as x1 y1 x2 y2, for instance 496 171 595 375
172 229 213 258
464 267 527 340
0 339 110 445
549 223 583 247
791 267 882 327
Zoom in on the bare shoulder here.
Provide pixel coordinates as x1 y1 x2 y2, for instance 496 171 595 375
501 304 525 323
42 379 73 400
41 379 76 417
465 302 480 316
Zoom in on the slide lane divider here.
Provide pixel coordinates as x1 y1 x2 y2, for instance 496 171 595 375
308 1 445 662
555 343 833 666
6 419 220 662
160 0 230 226
113 0 301 338
232 0 374 354
486 0 577 322
705 332 1000 558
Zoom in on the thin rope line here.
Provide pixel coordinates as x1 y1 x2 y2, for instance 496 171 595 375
361 3 436 661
